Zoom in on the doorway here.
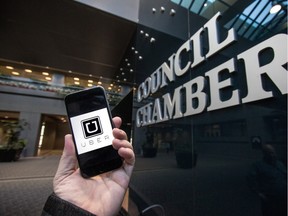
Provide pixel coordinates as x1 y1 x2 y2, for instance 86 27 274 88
37 114 70 156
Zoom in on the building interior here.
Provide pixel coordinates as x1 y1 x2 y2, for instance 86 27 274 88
0 0 287 215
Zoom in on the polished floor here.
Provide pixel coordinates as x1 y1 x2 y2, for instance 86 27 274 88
0 151 263 216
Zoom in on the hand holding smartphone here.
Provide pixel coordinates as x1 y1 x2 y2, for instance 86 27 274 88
65 86 123 178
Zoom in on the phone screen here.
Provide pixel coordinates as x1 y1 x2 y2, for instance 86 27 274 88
65 87 122 177
70 108 113 154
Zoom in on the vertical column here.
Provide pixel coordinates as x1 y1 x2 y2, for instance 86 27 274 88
19 112 42 157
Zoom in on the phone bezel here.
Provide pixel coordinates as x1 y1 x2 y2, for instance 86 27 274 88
65 86 123 178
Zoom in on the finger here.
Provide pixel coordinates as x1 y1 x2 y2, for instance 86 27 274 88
118 147 135 179
113 128 128 141
54 134 77 182
112 138 132 150
118 147 135 166
112 116 122 128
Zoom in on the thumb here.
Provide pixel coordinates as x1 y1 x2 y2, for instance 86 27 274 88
54 134 78 183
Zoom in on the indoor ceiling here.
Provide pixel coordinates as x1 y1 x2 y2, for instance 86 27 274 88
0 0 137 85
0 0 286 87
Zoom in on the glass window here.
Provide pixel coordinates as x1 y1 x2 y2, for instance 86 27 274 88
134 1 287 215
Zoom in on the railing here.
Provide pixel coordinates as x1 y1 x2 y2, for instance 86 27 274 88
0 75 123 106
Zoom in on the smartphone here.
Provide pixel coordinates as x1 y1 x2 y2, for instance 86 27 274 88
65 86 123 178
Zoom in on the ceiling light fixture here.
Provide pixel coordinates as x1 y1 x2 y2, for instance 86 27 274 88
42 72 49 76
12 71 19 76
170 9 176 16
270 1 282 14
6 66 14 70
25 69 32 73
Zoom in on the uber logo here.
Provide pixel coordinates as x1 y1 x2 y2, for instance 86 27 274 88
81 116 103 139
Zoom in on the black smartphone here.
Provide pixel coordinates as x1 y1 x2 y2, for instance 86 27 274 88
64 86 123 178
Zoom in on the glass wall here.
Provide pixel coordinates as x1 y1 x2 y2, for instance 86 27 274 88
130 0 287 215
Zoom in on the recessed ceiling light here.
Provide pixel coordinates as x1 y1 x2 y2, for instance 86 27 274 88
88 80 93 83
6 66 14 70
12 71 19 76
98 81 102 85
42 72 49 76
45 77 52 81
87 83 93 87
74 81 80 85
25 69 32 73
74 77 79 81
